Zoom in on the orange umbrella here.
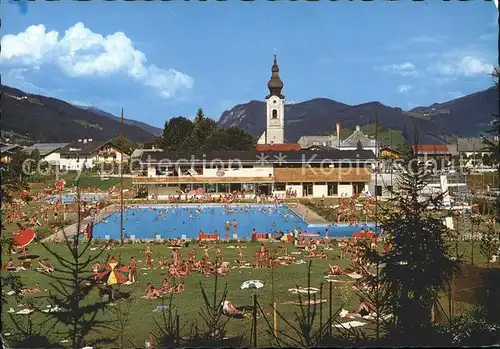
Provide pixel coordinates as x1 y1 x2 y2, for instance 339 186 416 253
13 229 36 248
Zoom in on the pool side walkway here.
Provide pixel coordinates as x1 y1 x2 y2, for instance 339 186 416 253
288 203 329 225
42 204 119 242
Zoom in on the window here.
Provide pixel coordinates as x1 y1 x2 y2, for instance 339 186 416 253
218 183 229 193
180 184 191 192
274 182 286 191
302 183 313 196
230 183 242 192
328 183 338 196
205 183 216 193
242 183 255 193
272 109 278 119
353 183 364 194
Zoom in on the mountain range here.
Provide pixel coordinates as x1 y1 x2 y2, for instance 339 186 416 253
1 84 497 145
2 85 161 144
218 87 498 144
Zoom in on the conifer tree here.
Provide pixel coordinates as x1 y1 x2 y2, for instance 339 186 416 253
367 130 457 344
40 179 110 348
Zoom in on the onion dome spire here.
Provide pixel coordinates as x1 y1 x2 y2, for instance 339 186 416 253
266 50 284 99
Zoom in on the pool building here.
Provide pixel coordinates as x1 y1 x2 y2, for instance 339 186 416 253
133 53 376 199
133 149 375 199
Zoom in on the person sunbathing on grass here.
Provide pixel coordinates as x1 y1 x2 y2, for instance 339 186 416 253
145 282 162 298
168 264 181 278
159 256 169 269
191 260 202 271
38 259 55 273
177 262 190 277
342 297 376 318
21 283 41 295
223 300 244 318
308 249 328 259
327 264 345 276
4 257 18 271
161 278 174 294
172 283 185 294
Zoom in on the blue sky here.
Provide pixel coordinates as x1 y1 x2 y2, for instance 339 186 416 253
2 0 498 128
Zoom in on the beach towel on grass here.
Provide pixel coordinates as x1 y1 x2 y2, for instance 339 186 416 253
345 272 364 279
15 309 34 315
334 320 367 329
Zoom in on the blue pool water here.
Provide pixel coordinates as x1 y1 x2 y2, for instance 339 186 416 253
92 204 376 240
46 193 106 203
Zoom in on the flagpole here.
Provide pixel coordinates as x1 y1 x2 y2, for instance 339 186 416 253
375 111 379 223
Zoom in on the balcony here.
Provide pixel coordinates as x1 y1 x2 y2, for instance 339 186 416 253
274 167 371 183
133 176 274 184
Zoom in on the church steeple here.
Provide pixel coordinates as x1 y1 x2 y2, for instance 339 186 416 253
266 51 284 99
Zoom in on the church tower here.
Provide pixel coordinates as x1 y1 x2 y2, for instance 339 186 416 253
258 52 285 144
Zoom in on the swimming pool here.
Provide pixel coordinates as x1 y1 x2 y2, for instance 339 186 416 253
45 193 106 203
92 204 376 240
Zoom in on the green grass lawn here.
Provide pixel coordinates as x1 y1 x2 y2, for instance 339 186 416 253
1 241 493 348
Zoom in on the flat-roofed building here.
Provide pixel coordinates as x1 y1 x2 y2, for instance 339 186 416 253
133 149 375 199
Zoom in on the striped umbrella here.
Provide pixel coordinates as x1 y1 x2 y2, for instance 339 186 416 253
281 234 295 242
96 258 129 285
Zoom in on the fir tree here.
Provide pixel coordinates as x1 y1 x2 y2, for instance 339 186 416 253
40 179 110 348
368 130 457 344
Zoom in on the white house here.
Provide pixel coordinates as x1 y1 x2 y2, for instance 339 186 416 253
58 139 128 171
23 143 69 168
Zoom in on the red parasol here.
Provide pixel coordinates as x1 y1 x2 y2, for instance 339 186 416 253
95 258 129 285
13 229 36 248
20 190 30 198
55 180 66 190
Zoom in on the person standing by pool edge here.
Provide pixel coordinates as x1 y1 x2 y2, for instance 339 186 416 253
325 228 329 239
225 221 230 239
232 219 238 237
129 257 137 283
145 246 152 267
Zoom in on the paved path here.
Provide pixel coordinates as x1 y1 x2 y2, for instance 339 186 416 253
287 203 329 225
42 204 119 242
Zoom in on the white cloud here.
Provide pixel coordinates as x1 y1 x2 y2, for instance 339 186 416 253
1 22 193 99
397 85 413 93
378 62 421 77
428 56 494 77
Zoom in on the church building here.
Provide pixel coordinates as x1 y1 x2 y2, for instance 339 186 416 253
258 53 286 145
